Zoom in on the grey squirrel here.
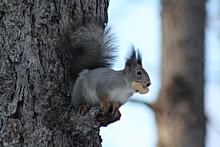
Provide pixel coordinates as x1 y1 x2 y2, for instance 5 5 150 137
61 23 151 119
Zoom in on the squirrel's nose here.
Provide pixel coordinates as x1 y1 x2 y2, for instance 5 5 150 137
147 82 151 87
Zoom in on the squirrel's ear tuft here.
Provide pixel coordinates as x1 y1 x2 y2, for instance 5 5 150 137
125 45 143 69
137 49 142 66
125 46 137 69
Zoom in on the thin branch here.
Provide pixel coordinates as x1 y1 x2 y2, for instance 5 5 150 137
129 99 154 110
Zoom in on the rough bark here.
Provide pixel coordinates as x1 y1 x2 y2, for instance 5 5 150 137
0 0 109 146
153 0 206 147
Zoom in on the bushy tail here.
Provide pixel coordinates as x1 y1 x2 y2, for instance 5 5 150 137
60 23 117 85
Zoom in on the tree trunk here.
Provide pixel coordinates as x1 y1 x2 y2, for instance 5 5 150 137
153 0 206 147
0 0 108 146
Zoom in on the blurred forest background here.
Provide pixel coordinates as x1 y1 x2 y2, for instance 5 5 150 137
101 0 220 147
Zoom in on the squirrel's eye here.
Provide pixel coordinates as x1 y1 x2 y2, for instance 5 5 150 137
136 70 142 76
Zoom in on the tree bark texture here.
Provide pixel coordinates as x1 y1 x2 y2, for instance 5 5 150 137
154 0 206 147
0 0 108 146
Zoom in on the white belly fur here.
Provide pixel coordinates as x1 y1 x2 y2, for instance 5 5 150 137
86 87 135 106
109 87 135 104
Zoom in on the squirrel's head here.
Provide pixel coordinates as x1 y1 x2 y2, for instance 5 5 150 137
124 46 151 88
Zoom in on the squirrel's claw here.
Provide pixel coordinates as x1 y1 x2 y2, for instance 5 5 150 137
111 109 121 119
79 103 91 115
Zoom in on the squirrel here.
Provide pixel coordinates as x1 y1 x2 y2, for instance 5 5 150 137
60 23 151 120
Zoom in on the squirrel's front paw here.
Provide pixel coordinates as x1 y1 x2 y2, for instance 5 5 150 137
111 109 121 119
111 102 122 118
100 103 110 115
100 101 111 115
96 107 121 126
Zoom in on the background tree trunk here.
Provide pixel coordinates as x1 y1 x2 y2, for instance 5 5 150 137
153 0 206 147
0 0 108 146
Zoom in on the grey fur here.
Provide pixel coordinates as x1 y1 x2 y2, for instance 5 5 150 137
66 24 151 110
